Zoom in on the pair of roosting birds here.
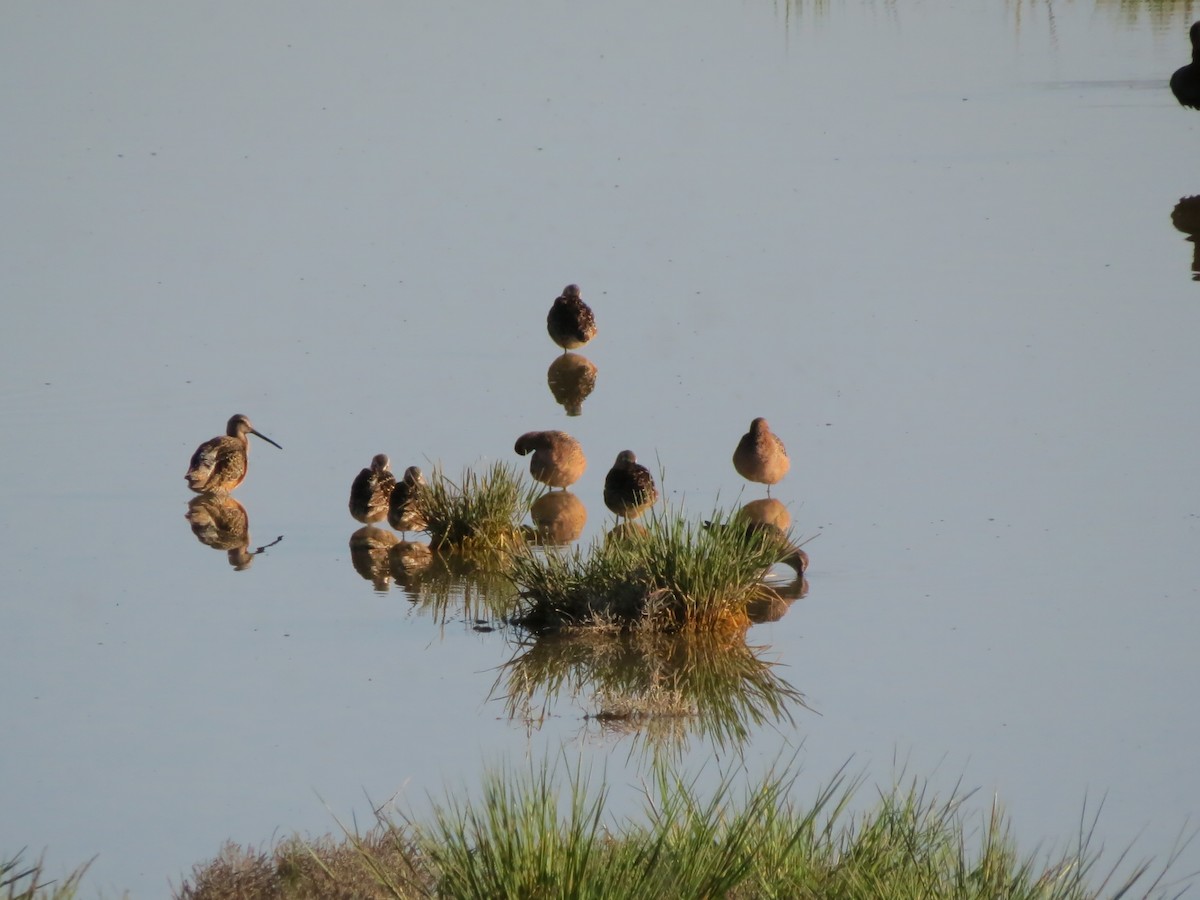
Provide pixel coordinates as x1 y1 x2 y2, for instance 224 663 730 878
347 455 427 533
514 431 658 522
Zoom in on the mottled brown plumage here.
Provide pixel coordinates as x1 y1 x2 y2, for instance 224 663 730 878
732 417 789 496
514 430 587 489
186 414 281 494
349 525 400 591
349 454 396 524
546 284 597 351
387 465 428 534
603 450 659 521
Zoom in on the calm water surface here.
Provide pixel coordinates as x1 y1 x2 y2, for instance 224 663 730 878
2 1 1199 895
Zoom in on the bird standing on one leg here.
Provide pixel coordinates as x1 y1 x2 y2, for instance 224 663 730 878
732 417 790 496
546 284 597 352
603 450 658 521
186 414 282 494
514 430 587 489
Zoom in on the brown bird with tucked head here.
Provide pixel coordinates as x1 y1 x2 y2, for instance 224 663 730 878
732 417 790 496
388 465 428 535
546 284 597 352
349 454 396 524
603 450 658 521
514 430 587 489
186 414 282 494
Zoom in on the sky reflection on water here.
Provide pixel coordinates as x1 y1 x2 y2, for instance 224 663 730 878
2 1 1200 895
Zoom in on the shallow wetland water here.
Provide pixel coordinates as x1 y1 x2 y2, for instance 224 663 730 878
2 1 1200 895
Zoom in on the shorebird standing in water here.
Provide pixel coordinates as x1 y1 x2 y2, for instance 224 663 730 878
1172 22 1200 109
349 453 397 524
732 417 790 496
603 450 659 521
186 414 282 494
388 465 428 535
514 430 587 489
546 284 597 352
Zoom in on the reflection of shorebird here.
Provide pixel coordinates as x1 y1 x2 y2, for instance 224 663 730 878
737 498 791 531
546 352 598 416
603 451 659 521
546 284 597 351
388 465 427 534
732 417 789 496
530 490 587 544
349 454 396 524
1171 195 1200 282
186 414 282 493
185 494 282 570
1172 22 1200 109
514 430 586 489
703 518 809 575
349 525 399 591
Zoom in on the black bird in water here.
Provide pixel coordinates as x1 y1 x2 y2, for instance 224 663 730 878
1171 22 1200 110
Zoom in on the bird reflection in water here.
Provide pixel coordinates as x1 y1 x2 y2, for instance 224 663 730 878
529 490 587 545
349 525 400 591
546 352 598 416
388 540 435 597
185 494 283 571
1171 195 1200 282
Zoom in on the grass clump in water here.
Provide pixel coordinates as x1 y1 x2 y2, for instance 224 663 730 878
176 760 1193 899
509 507 787 634
417 462 540 556
1 851 90 900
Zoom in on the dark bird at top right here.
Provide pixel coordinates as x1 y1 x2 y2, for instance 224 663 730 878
1171 22 1200 109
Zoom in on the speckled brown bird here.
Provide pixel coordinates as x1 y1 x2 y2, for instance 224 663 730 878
603 450 659 521
349 453 396 524
514 430 587 489
1172 22 1200 109
546 284 597 352
732 417 790 496
186 414 281 494
387 465 428 534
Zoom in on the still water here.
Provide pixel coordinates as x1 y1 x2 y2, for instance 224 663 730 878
2 1 1199 895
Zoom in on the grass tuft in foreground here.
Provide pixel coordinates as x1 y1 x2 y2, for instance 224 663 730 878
1 851 90 900
175 760 1193 899
509 507 787 634
417 462 540 556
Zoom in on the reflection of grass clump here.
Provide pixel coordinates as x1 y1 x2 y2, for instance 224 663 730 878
418 462 539 555
497 630 806 754
176 760 1188 899
510 509 787 634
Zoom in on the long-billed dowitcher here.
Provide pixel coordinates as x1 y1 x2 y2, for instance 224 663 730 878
349 453 397 524
388 465 427 534
514 430 587 489
186 414 282 493
546 284 597 352
603 450 659 521
1172 22 1200 109
732 417 789 496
